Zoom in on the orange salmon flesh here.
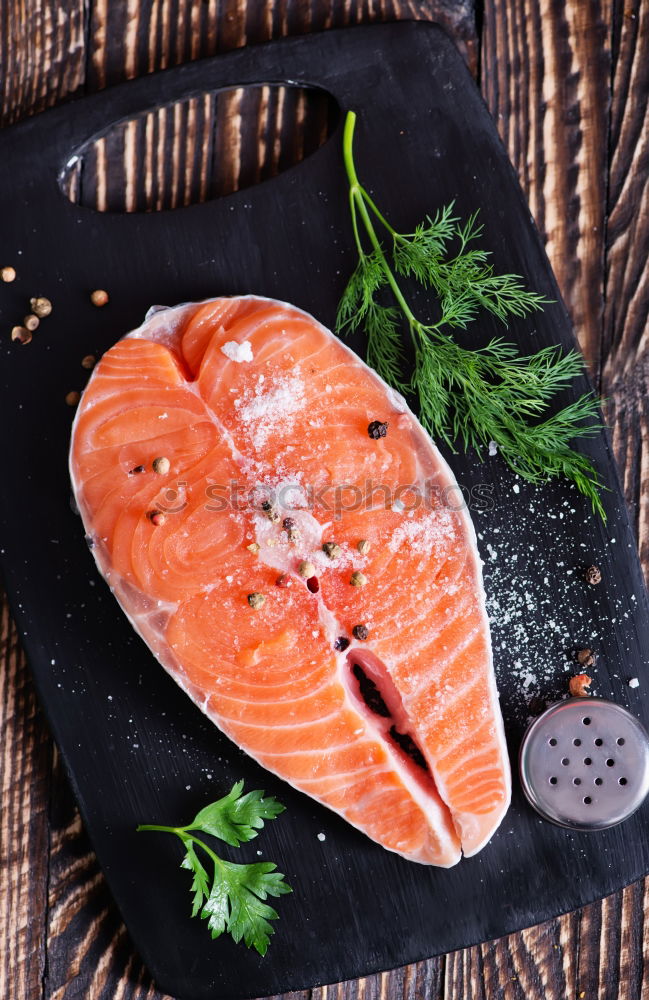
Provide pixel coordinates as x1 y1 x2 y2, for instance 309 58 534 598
69 296 511 865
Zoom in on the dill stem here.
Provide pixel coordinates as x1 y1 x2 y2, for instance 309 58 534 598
343 110 420 344
358 189 397 236
348 189 364 258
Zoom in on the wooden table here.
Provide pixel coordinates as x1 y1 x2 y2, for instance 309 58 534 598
1 1 647 997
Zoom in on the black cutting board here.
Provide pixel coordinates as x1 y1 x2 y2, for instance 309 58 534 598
1 21 649 1000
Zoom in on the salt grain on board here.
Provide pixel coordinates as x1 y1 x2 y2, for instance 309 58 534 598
478 484 642 719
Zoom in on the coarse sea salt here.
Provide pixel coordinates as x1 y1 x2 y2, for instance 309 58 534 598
478 483 639 720
235 374 306 451
388 509 455 555
629 677 640 688
221 340 254 363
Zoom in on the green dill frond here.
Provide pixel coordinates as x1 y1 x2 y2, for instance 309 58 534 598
365 302 408 391
410 328 604 515
392 203 459 284
392 207 549 330
337 109 605 517
335 251 387 335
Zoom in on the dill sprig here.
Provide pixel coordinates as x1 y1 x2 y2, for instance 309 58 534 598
336 111 605 519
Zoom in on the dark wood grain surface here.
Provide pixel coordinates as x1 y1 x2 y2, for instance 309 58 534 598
0 1 647 998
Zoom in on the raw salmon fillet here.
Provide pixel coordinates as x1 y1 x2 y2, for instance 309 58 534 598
70 296 511 866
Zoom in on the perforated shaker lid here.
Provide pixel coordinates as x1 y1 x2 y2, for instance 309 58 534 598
519 698 649 831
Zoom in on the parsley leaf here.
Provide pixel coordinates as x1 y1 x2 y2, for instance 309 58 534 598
181 840 211 917
138 782 291 955
189 779 286 847
203 860 291 955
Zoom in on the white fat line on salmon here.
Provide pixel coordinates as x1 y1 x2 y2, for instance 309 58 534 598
442 760 504 791
126 303 255 481
372 579 474 663
399 624 482 702
297 764 394 787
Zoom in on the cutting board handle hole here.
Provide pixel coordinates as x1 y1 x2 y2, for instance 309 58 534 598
59 84 340 213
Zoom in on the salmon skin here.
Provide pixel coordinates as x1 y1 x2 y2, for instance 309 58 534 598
69 296 511 866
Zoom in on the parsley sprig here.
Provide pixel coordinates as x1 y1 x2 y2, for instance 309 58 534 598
336 111 604 518
138 781 291 955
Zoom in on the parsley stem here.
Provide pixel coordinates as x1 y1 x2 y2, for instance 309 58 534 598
181 831 223 870
137 824 223 869
136 823 182 834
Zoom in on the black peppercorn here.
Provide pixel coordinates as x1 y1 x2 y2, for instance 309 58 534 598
368 420 388 440
334 637 350 652
352 624 369 641
584 565 602 585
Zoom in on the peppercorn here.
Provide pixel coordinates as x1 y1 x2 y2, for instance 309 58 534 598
322 542 342 559
352 624 369 641
1 266 16 283
261 500 280 523
129 464 146 475
569 673 592 698
357 539 370 556
152 456 170 475
528 695 546 716
23 314 39 332
306 576 320 593
334 637 350 652
275 574 291 588
90 289 109 307
283 517 296 531
247 592 265 609
81 354 96 370
148 510 166 526
367 420 388 439
11 325 31 345
584 565 602 585
30 296 52 318
247 542 260 555
65 390 80 406
576 647 597 669
350 571 368 587
298 560 316 578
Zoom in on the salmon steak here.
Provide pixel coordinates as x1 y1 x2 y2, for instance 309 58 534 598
69 295 511 866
